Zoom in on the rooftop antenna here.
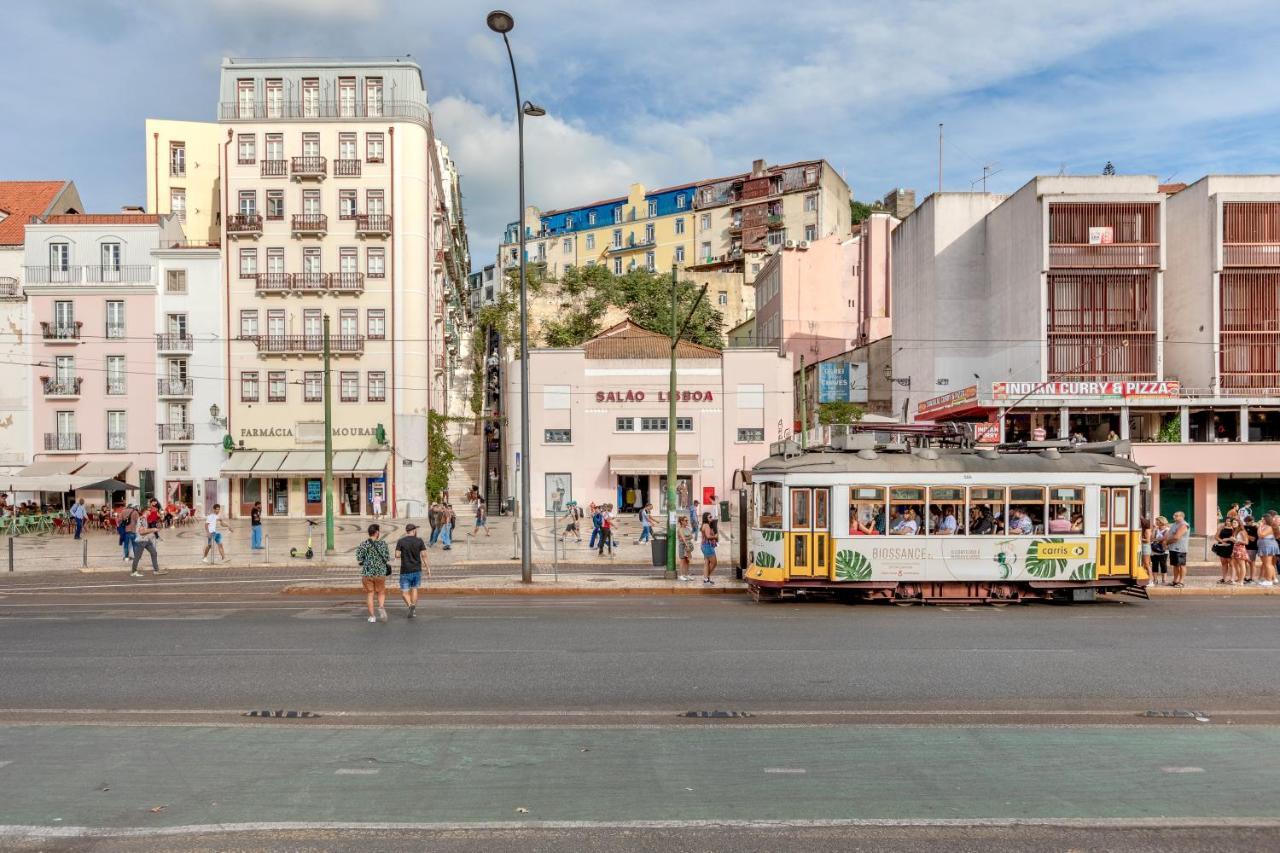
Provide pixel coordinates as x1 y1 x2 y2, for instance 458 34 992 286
1057 163 1067 176
969 163 1002 193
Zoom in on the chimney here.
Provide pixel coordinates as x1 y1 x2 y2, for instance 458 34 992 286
751 159 766 177
120 204 146 214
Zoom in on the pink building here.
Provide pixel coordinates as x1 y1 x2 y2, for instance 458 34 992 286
506 320 793 517
23 213 183 497
752 226 894 371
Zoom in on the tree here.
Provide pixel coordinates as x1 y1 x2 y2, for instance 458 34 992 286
850 200 885 226
605 268 724 349
817 401 865 425
1102 161 1116 176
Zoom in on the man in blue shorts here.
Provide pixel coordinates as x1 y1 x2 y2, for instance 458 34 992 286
395 523 429 619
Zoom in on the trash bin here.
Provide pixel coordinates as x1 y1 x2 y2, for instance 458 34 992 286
650 534 668 567
504 497 515 516
719 500 731 522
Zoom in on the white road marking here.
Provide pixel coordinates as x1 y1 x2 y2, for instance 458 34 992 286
334 768 380 775
203 648 314 653
763 767 807 774
1162 766 1206 774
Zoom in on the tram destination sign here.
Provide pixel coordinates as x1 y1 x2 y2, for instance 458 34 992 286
991 380 1181 400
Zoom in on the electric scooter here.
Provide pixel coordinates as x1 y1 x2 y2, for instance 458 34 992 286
290 519 317 559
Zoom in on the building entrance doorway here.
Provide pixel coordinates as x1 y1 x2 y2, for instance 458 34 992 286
341 478 362 515
270 479 289 516
616 475 650 513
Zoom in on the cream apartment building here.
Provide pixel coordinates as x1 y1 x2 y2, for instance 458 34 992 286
214 57 445 519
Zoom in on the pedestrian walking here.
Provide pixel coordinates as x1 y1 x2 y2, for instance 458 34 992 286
395 523 430 618
116 503 134 561
562 501 582 542
70 498 87 540
588 502 602 550
468 495 490 537
700 511 719 584
427 501 442 547
201 504 230 564
440 503 454 551
1149 516 1169 585
250 501 264 550
356 523 392 623
1255 511 1277 587
676 515 694 581
597 504 614 556
129 504 165 577
636 502 653 544
371 491 383 518
1166 510 1190 588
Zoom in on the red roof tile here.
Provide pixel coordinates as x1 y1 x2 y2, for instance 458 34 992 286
583 319 721 360
0 181 68 246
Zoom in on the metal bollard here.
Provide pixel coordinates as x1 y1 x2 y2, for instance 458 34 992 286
7 536 12 572
82 537 89 569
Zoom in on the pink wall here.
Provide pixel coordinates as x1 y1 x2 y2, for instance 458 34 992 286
757 235 861 370
857 213 896 343
1130 442 1280 475
31 292 158 472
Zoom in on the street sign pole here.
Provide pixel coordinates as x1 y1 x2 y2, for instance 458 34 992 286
323 314 335 555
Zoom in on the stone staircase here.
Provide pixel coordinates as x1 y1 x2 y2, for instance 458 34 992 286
445 419 484 504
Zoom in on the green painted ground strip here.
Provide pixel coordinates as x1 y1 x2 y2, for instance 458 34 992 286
1 725 1279 828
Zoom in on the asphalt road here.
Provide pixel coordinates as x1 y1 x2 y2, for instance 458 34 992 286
0 592 1277 714
1 587 1278 849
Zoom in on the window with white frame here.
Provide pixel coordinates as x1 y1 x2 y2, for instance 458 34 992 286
585 233 595 250
241 371 259 402
676 417 693 431
804 194 818 212
170 188 185 222
676 194 687 209
645 251 655 271
302 189 321 215
675 245 685 263
237 133 256 164
804 224 816 241
265 133 283 162
366 132 385 163
365 77 383 117
640 417 668 431
266 247 284 274
166 269 187 293
49 242 69 271
239 309 259 338
613 257 623 275
368 371 386 402
340 371 359 402
613 207 623 224
238 190 256 216
169 142 185 177
737 427 764 443
647 200 657 218
105 301 125 338
675 217 685 235
168 450 190 472
700 213 711 230
587 211 596 225
367 248 385 279
107 411 127 450
239 248 257 278
768 229 784 246
265 79 283 118
302 132 320 157
100 242 121 272
339 190 357 219
367 190 385 215
701 241 712 260
338 77 356 117
644 223 655 243
106 356 125 395
304 371 323 402
339 132 357 161
612 229 622 248
718 290 728 305
236 79 254 118
563 238 572 255
268 371 286 402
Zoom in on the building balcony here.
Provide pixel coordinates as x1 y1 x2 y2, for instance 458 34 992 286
24 266 82 284
292 214 328 236
293 271 329 293
334 159 361 177
1048 243 1160 268
355 214 392 236
605 237 657 255
156 333 194 353
260 159 288 178
253 272 365 295
767 214 785 227
0 276 19 298
157 378 194 398
158 423 195 443
330 271 365 293
1223 243 1280 267
727 221 743 234
44 433 81 453
241 334 366 356
291 156 327 180
226 213 263 238
106 433 127 452
85 265 153 284
42 377 82 398
40 322 81 343
219 99 430 125
106 378 127 396
254 272 292 294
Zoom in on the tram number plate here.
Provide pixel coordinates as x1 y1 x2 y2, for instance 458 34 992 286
1037 542 1090 559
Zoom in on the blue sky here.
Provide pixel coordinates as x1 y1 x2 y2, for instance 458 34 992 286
4 0 1280 266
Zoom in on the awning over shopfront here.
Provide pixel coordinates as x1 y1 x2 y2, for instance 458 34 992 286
609 454 700 475
221 449 391 477
75 460 133 482
16 460 84 477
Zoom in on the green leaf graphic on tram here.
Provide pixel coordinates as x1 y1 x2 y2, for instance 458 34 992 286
754 551 778 568
1024 538 1067 578
760 529 783 543
1069 561 1097 581
835 549 872 581
993 541 1019 579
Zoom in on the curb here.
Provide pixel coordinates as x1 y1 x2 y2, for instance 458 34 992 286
281 583 747 597
1148 585 1280 597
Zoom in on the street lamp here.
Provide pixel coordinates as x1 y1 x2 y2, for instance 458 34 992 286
488 9 543 583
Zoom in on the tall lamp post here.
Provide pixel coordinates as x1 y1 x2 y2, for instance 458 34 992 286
488 10 545 583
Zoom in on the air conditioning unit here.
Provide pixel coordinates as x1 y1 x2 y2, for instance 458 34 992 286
785 240 796 249
797 240 809 249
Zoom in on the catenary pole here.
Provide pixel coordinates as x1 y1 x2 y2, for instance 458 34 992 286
323 314 335 555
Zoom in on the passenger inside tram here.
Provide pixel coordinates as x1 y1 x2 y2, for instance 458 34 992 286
890 508 920 535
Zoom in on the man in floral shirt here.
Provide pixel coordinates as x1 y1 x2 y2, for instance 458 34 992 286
356 523 392 623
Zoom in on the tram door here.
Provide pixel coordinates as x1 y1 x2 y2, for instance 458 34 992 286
787 487 830 578
1098 487 1134 576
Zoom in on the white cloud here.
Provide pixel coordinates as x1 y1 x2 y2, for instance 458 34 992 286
210 0 385 19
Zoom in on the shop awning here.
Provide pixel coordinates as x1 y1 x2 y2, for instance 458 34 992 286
355 450 390 474
331 450 364 473
275 451 327 474
252 451 288 473
16 461 85 477
221 451 261 475
2 475 97 492
75 460 133 481
609 454 700 475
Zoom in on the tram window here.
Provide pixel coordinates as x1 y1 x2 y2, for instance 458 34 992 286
791 488 811 528
888 487 924 535
968 487 1004 534
1008 486 1046 535
928 487 964 535
849 487 884 535
1049 487 1085 533
758 483 783 529
814 489 829 531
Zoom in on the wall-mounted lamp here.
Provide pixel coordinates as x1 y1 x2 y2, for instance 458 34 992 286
209 403 227 428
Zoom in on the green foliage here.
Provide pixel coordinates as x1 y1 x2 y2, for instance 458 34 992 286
835 549 873 581
1157 416 1182 443
850 200 885 225
817 401 865 425
1069 561 1097 581
426 410 453 502
1024 539 1067 578
753 551 778 568
605 269 724 349
543 312 603 348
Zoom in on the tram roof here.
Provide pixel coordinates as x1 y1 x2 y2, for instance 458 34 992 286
754 447 1145 477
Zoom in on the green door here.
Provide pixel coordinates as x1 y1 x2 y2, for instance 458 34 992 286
1160 477 1194 529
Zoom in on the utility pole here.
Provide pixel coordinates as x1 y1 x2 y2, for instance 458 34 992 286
322 314 335 555
938 123 944 195
665 263 707 578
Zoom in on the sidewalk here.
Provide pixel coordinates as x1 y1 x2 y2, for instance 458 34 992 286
282 573 744 597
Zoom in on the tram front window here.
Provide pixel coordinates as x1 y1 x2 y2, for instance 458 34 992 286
968 487 1004 534
758 483 783 529
1008 486 1045 535
849 487 884 535
889 487 924 535
928 487 963 534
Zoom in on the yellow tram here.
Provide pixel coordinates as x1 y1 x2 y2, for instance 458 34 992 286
745 430 1148 604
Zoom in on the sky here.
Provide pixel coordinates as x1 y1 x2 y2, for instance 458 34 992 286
5 0 1280 268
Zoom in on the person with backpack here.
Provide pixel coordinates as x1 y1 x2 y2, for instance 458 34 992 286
589 503 603 550
356 524 392 623
116 503 134 560
598 504 614 557
395 523 429 619
129 504 165 578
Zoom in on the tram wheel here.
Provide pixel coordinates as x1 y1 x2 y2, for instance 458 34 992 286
892 599 917 608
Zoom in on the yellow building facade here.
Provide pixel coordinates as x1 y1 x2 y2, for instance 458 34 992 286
144 119 224 243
